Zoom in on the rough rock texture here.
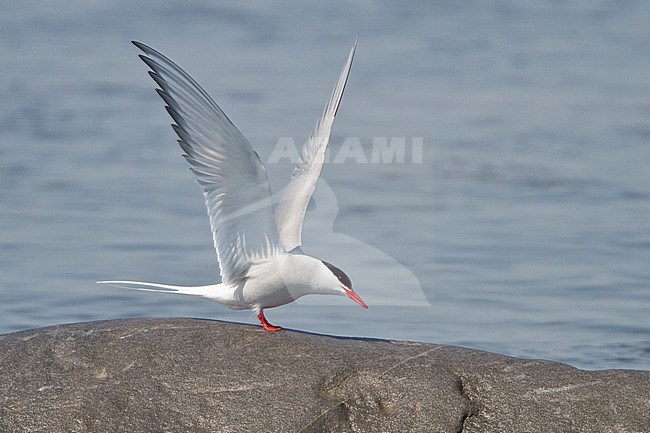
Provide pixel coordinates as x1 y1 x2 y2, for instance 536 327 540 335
0 318 648 433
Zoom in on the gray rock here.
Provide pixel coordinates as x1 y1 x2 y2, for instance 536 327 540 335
0 318 647 433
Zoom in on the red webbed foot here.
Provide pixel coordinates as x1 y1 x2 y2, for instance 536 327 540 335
257 312 282 332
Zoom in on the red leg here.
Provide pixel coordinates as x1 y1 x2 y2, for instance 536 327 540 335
257 312 282 332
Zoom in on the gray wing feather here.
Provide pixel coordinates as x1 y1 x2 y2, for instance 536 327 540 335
134 41 283 285
274 39 357 251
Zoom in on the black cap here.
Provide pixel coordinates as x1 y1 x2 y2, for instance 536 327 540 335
321 260 352 289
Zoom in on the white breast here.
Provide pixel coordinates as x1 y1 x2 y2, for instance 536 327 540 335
241 254 323 309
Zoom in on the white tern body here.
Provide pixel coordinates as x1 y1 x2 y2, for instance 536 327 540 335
99 40 367 331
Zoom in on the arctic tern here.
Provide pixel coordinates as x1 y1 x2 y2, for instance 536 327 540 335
98 40 367 331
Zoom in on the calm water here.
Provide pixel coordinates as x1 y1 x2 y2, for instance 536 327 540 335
1 1 649 370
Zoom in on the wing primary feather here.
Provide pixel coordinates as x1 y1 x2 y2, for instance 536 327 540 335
274 39 357 252
133 41 284 285
135 42 224 116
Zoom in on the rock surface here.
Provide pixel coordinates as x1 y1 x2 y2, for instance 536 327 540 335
0 318 648 433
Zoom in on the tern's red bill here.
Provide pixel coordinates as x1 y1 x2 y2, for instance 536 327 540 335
344 288 368 309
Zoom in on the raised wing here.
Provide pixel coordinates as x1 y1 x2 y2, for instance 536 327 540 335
274 39 356 252
133 41 283 285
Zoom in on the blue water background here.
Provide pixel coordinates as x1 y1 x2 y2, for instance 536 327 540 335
1 1 649 370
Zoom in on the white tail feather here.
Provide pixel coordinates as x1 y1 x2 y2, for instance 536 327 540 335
97 280 228 301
